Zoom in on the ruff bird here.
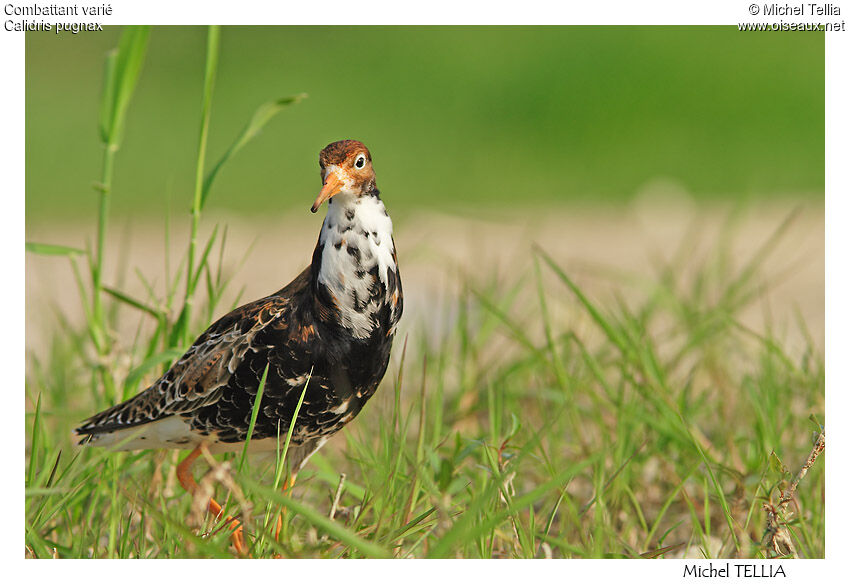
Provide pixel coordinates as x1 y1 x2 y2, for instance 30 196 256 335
76 139 403 554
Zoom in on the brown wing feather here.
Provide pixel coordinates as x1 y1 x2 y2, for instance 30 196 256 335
76 268 311 435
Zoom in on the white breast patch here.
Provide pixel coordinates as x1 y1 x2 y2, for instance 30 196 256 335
317 195 396 338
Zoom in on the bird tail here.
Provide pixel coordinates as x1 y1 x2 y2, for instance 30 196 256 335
74 390 159 442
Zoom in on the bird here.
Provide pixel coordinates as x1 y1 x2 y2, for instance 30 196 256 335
75 139 403 554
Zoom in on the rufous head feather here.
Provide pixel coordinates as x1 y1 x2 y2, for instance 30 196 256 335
312 140 376 213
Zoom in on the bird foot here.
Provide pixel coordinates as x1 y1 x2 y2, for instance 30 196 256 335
178 445 251 557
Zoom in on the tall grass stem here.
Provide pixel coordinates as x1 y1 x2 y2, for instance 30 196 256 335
181 25 220 347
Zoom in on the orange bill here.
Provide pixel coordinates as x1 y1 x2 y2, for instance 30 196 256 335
311 172 343 213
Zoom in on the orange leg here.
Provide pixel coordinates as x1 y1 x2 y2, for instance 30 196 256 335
274 473 298 541
177 446 248 556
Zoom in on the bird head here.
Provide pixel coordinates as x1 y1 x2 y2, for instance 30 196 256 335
311 140 376 213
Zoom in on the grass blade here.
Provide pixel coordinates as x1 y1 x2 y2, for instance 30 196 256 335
102 285 161 318
100 26 151 145
239 363 270 472
535 245 628 353
201 94 307 209
180 25 220 347
26 394 42 486
25 242 84 256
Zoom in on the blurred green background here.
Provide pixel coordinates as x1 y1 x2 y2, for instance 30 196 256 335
25 26 824 226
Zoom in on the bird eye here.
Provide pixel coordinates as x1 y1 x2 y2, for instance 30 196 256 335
354 154 366 169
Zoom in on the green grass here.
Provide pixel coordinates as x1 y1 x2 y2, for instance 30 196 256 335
24 26 824 559
24 213 826 557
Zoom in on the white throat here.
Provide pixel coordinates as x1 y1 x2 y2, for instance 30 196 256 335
317 195 396 338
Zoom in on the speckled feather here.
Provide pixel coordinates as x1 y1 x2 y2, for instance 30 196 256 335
76 141 402 468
